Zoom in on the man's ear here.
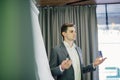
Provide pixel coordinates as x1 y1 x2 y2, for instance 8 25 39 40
62 32 65 37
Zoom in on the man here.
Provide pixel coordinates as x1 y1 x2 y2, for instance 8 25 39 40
49 23 106 80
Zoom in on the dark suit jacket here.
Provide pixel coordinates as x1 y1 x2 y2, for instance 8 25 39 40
49 42 96 80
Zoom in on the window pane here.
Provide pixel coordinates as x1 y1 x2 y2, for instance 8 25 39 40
107 4 120 30
97 4 120 80
96 5 107 30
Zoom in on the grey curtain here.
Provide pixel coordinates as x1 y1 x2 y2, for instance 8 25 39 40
38 5 98 80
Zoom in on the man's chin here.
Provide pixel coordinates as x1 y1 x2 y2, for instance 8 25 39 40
72 39 76 41
74 38 76 40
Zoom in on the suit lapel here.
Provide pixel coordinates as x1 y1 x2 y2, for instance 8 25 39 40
75 47 83 64
60 42 70 59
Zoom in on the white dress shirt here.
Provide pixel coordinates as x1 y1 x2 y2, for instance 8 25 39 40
63 41 81 80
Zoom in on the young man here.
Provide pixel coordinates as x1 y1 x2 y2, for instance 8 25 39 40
49 23 106 80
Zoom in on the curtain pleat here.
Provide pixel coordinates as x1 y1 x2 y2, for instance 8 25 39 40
38 5 98 80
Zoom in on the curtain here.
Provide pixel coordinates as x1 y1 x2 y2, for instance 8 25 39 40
30 1 54 80
38 5 98 80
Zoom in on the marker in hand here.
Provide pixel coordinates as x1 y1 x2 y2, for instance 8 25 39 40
66 58 69 60
98 51 103 57
61 58 72 70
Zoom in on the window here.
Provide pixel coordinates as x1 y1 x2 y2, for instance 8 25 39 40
97 4 120 80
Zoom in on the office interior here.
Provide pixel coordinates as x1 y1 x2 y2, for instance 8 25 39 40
0 0 120 80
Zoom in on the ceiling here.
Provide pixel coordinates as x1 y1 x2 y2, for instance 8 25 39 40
36 0 120 7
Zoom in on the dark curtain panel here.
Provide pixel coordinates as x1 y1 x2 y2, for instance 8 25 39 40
38 5 98 80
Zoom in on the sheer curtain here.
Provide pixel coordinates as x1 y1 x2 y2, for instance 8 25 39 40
38 5 98 80
30 1 54 80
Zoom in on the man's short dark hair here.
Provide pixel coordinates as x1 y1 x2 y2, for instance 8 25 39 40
61 23 75 39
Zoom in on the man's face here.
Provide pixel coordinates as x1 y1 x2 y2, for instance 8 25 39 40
63 27 76 41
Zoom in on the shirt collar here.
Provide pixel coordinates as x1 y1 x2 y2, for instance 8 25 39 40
63 41 76 48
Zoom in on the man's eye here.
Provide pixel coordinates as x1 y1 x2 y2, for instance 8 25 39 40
70 30 76 33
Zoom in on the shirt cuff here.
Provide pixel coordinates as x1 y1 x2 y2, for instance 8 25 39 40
59 65 64 72
92 63 96 69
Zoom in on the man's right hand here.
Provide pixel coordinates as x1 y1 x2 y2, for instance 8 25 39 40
60 58 72 70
